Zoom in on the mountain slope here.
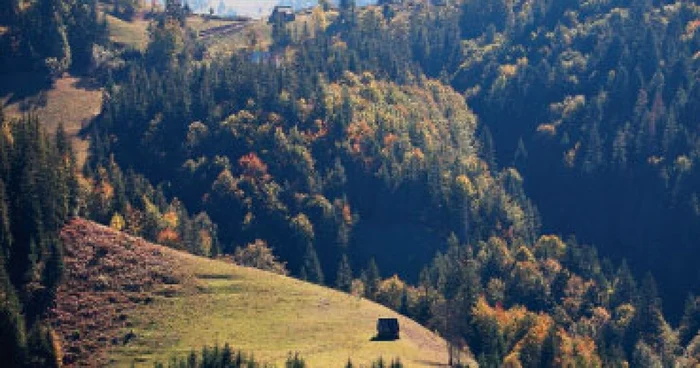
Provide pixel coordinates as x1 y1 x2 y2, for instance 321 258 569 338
52 218 464 367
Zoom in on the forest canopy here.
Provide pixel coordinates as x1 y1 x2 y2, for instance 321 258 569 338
82 0 700 366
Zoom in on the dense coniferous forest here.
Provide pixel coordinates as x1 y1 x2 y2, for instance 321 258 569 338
0 111 79 366
0 1 102 365
1 0 700 366
451 0 700 320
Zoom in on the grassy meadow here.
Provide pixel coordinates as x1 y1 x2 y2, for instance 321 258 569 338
107 248 452 367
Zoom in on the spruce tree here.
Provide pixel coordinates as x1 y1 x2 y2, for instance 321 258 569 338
513 137 528 168
26 322 60 368
479 125 497 172
300 243 324 285
335 254 353 292
363 258 381 299
339 0 356 22
0 258 26 368
679 295 700 346
0 179 12 258
630 274 666 351
610 260 638 308
540 326 557 368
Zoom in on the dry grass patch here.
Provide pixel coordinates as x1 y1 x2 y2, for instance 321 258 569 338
1 74 101 166
106 13 150 50
53 218 195 366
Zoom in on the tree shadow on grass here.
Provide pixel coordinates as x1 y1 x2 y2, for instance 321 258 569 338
72 77 102 91
370 335 400 342
413 360 450 367
0 72 52 106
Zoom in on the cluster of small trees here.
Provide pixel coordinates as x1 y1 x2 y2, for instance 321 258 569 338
82 157 220 257
0 0 107 76
232 240 288 275
156 343 405 368
155 344 306 368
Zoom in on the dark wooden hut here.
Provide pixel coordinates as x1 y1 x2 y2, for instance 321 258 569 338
376 318 400 340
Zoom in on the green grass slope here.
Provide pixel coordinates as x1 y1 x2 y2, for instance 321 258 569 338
53 219 457 367
0 74 101 166
105 13 150 50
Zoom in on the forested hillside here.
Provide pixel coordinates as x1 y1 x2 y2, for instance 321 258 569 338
82 0 700 367
450 0 700 320
0 2 105 366
90 0 540 285
0 113 79 366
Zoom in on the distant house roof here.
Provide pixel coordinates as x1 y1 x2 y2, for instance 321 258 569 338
269 5 295 23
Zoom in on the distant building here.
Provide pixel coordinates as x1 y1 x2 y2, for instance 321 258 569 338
269 5 295 24
376 318 400 340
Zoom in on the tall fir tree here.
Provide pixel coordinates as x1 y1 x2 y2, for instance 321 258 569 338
335 254 353 292
679 295 700 346
363 258 381 299
300 243 324 285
